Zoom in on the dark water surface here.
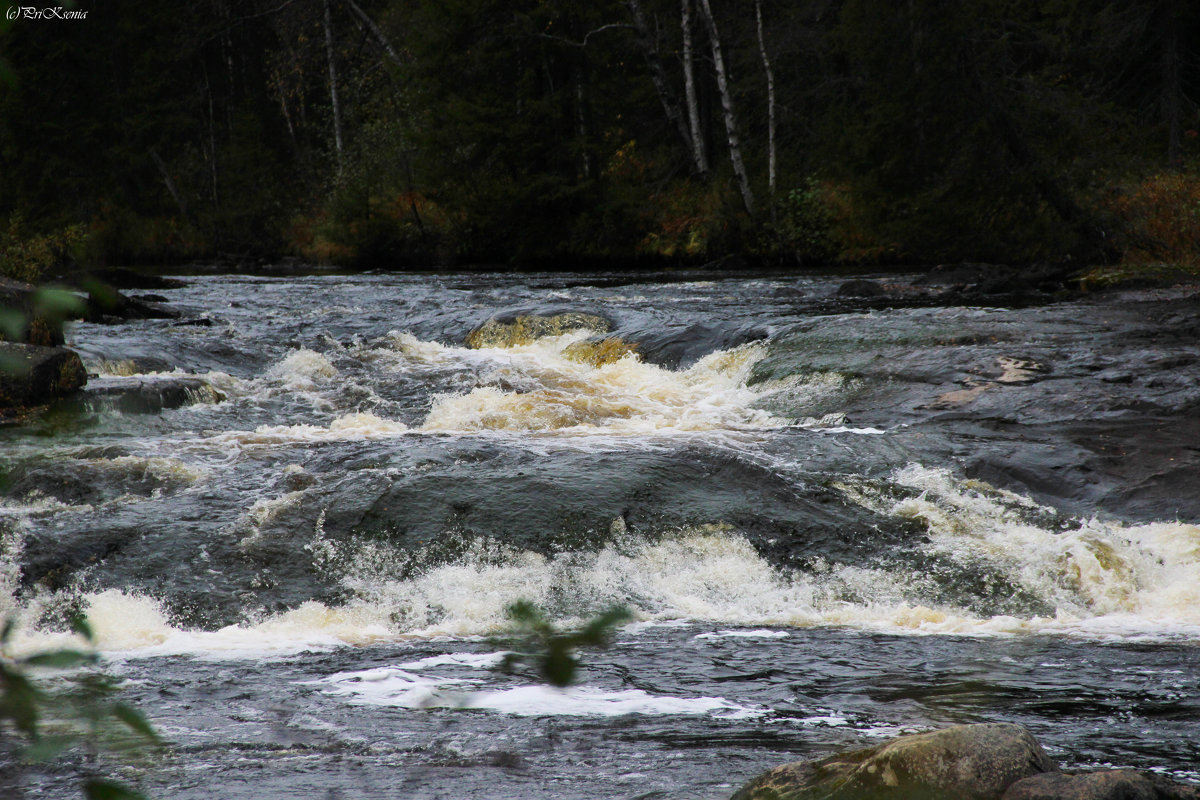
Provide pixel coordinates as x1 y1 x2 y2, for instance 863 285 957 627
2 272 1198 797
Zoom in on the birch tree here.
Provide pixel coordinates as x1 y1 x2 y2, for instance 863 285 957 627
755 0 777 216
625 0 705 175
324 0 344 173
696 0 755 216
680 0 708 176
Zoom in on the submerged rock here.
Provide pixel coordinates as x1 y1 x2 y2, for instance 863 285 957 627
0 341 88 409
836 278 887 298
465 311 612 348
732 723 1057 800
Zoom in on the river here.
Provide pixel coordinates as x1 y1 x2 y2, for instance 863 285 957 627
2 270 1198 797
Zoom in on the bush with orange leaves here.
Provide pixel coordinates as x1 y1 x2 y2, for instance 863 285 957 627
1105 172 1200 266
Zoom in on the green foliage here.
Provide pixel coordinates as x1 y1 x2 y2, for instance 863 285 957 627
0 217 87 283
0 614 160 799
1 0 1199 267
499 601 631 688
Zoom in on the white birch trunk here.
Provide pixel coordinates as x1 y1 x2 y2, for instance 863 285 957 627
681 0 708 175
625 0 697 169
324 0 344 173
697 0 755 216
755 0 777 214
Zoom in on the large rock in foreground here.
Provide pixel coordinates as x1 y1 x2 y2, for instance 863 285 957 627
0 342 87 408
732 723 1057 800
1003 771 1200 800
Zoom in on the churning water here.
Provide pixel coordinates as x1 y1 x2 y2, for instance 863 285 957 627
1 271 1198 797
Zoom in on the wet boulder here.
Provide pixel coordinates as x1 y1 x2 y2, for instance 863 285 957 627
0 342 88 408
836 278 887 298
84 283 180 322
732 723 1057 800
1003 771 1200 800
465 310 613 349
0 276 80 346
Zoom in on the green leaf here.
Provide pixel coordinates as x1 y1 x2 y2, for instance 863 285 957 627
112 703 161 744
82 778 148 800
576 606 632 646
70 614 96 643
0 308 26 341
21 649 97 669
0 665 42 736
22 734 76 763
32 287 86 318
540 645 577 688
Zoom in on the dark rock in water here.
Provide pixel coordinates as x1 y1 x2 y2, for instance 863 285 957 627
0 276 78 346
57 267 188 291
732 723 1056 800
836 279 887 298
172 316 216 327
0 342 88 408
85 284 181 322
80 375 224 413
1003 771 1200 800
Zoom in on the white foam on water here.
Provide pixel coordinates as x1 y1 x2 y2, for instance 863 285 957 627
395 652 511 670
386 331 785 435
264 349 338 390
315 666 761 718
693 629 789 640
203 411 410 448
5 464 1198 658
833 464 1200 638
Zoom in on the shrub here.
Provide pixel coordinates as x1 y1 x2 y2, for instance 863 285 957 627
1103 172 1200 266
0 217 87 283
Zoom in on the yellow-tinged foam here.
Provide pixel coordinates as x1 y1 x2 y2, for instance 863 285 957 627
416 332 780 434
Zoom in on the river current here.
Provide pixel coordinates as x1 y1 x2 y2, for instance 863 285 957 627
1 271 1198 797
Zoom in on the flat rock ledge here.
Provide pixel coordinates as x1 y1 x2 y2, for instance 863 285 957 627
80 374 225 414
732 724 1199 800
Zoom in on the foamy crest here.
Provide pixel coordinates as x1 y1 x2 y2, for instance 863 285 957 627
265 349 338 390
9 467 1197 659
320 673 758 717
314 654 762 718
204 411 409 448
838 464 1200 636
405 332 781 434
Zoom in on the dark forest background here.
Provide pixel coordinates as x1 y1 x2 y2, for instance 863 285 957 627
2 0 1199 275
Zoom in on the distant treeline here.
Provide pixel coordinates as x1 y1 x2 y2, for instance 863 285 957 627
1 0 1199 274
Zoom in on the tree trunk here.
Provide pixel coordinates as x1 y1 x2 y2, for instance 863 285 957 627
574 66 593 179
150 148 192 222
624 0 697 170
696 0 755 216
1163 0 1183 170
680 0 708 175
324 0 344 173
344 0 405 69
755 0 776 216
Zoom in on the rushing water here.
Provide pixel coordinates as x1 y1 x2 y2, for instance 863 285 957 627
2 271 1199 797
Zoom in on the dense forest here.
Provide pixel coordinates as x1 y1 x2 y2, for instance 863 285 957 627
2 0 1199 273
